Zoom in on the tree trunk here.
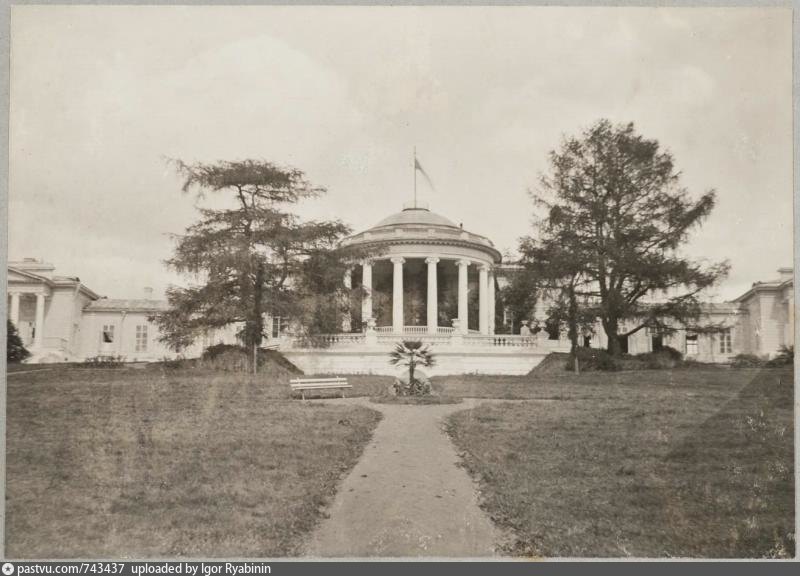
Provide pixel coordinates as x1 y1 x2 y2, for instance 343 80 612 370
567 286 580 374
604 316 621 356
250 260 266 375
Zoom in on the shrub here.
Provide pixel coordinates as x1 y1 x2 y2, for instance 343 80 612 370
393 371 432 396
660 346 684 361
388 340 436 395
635 347 683 369
566 347 618 372
767 345 794 367
7 320 30 363
567 345 686 372
83 355 125 368
731 353 765 368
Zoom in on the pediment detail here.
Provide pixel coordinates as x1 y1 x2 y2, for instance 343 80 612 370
7 267 49 285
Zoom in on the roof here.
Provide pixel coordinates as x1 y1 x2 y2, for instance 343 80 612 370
372 208 459 230
732 272 794 303
8 265 100 300
85 299 168 313
698 302 743 314
341 206 502 263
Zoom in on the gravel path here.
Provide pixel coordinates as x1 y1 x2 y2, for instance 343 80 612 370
303 398 505 558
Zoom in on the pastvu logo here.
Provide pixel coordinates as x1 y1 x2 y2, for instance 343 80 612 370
2 563 14 575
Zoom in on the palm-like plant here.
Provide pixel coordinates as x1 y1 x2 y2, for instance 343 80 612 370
389 340 436 396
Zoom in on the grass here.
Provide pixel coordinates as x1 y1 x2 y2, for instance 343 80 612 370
445 368 795 558
5 366 382 558
7 361 794 558
7 364 396 399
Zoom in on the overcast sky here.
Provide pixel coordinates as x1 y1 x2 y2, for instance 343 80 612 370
9 5 793 301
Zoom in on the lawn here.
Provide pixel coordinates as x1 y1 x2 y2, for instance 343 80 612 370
5 366 382 558
6 363 795 559
444 367 795 558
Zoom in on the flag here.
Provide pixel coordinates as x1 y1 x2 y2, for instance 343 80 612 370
414 157 435 190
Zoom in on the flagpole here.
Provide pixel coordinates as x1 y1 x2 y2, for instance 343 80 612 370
413 146 417 208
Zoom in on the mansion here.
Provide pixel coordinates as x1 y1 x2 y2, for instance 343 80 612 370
6 206 795 374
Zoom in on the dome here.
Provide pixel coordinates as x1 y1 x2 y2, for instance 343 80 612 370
371 207 459 230
341 205 502 264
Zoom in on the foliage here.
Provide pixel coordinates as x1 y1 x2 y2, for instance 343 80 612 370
388 340 436 396
769 345 794 366
566 345 685 372
731 347 795 369
496 266 539 334
565 347 618 372
731 354 765 368
154 159 370 367
531 119 729 356
624 348 683 370
83 355 125 368
6 320 30 363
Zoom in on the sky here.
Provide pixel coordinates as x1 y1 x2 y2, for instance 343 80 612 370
8 5 793 301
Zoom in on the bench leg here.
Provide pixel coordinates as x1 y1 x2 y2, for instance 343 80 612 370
341 388 345 398
301 390 305 401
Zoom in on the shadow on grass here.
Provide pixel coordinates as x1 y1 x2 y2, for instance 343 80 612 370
446 368 794 558
643 370 795 558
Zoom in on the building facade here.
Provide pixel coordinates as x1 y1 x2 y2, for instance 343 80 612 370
5 207 795 371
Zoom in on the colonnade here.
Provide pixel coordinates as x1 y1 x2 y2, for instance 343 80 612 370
8 291 46 348
353 257 495 335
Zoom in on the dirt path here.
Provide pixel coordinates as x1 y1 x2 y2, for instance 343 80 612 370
303 398 506 558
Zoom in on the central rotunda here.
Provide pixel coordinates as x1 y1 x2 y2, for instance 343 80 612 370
340 205 502 335
281 204 564 376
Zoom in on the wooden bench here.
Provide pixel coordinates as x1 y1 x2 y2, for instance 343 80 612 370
290 377 351 400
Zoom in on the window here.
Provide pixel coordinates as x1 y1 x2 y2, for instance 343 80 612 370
271 316 282 339
617 335 629 354
101 325 115 344
651 334 664 352
650 327 664 352
686 333 698 356
135 325 148 352
719 329 732 354
583 335 592 348
545 318 560 341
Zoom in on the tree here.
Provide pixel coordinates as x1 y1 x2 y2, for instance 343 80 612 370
388 340 436 396
518 236 596 372
155 159 363 372
7 320 30 363
532 120 729 356
496 265 539 334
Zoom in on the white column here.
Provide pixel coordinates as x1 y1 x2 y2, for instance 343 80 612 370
426 257 439 334
488 269 496 335
479 264 489 335
342 268 352 332
361 261 373 326
392 257 405 333
33 293 45 349
10 292 20 327
457 259 470 334
119 311 126 354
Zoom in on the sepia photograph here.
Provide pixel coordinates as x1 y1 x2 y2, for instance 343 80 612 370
2 2 796 563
